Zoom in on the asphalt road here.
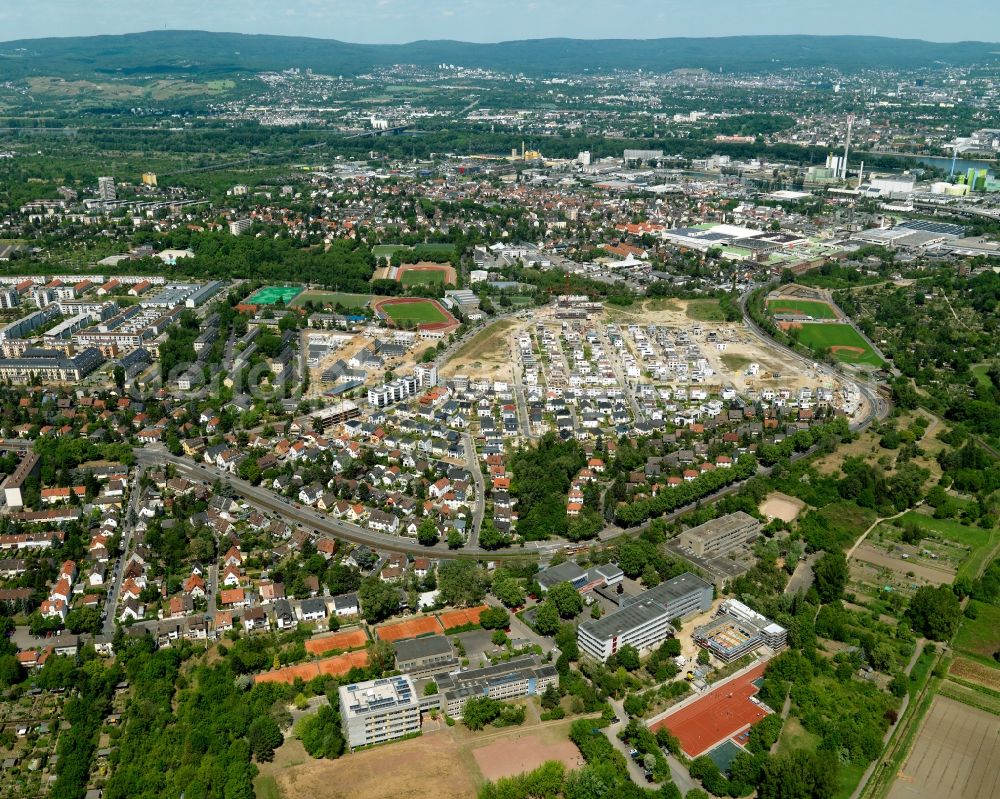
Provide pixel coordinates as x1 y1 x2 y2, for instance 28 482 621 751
134 446 551 560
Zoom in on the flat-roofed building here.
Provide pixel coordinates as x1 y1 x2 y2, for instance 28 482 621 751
536 560 624 594
577 572 712 661
693 598 787 663
430 655 558 718
393 635 456 678
339 676 420 749
1 451 40 508
678 511 761 558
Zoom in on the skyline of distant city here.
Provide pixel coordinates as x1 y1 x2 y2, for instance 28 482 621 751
1 0 999 45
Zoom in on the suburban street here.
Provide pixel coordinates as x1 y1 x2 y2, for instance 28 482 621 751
101 469 142 636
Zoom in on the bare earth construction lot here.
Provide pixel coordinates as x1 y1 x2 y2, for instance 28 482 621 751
887 696 1000 799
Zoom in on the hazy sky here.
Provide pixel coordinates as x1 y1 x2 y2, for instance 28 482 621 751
1 0 997 43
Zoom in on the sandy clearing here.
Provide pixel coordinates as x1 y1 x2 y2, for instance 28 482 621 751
472 735 583 781
759 492 806 523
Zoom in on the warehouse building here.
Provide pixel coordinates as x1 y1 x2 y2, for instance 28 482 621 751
678 511 761 558
339 676 421 749
577 572 713 661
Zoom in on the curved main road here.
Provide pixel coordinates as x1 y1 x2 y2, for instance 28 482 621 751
134 446 560 561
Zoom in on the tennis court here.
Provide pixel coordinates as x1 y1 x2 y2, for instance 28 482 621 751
247 285 303 305
650 662 769 757
254 650 370 684
376 615 444 642
439 605 490 630
304 628 368 656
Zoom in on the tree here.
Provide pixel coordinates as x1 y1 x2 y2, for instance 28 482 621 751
697 648 710 666
480 606 510 630
447 529 465 550
907 585 961 640
813 551 849 603
438 560 490 607
757 750 837 799
478 519 506 550
248 716 283 762
533 600 561 636
492 577 526 608
491 629 509 646
295 705 345 759
424 681 438 696
366 638 396 675
548 581 583 619
358 577 400 623
541 683 561 710
326 563 361 595
417 517 439 547
616 644 640 672
462 696 503 730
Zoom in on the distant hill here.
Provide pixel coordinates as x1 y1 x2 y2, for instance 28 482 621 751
0 31 998 79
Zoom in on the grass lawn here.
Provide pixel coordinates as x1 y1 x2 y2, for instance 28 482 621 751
721 353 752 371
953 601 1000 664
382 300 449 324
794 323 884 367
400 270 446 287
971 362 997 390
290 290 373 309
832 759 868 799
766 298 837 319
777 717 821 754
685 299 726 322
253 774 280 799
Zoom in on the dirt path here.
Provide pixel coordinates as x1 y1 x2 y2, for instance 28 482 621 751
847 505 918 560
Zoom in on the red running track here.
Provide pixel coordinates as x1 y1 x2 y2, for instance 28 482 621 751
649 662 769 757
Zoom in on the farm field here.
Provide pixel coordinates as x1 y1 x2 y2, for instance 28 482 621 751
949 656 1000 692
793 323 884 367
886 696 1000 799
766 298 837 319
290 290 373 309
953 602 1000 665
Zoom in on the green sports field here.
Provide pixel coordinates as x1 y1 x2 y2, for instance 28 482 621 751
372 244 412 260
400 270 446 287
767 298 837 319
247 286 303 305
794 323 884 367
381 300 450 324
290 290 373 309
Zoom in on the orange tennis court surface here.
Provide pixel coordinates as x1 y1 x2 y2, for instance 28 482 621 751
650 662 769 757
439 605 489 630
304 628 368 655
376 615 443 641
255 650 370 684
